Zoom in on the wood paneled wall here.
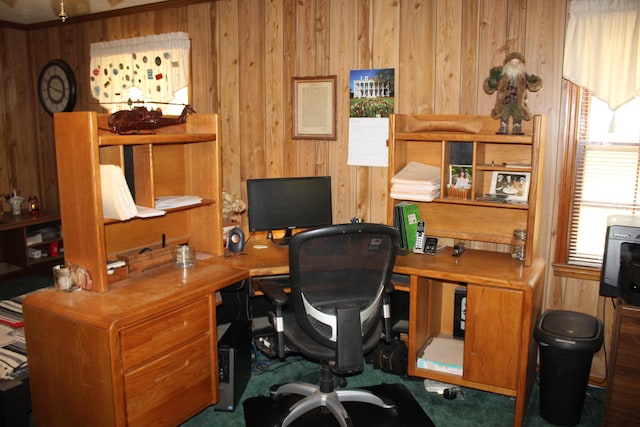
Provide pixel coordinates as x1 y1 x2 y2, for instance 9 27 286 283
0 0 610 378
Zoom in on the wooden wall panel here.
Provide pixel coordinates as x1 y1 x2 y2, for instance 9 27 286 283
435 0 463 114
1 0 612 380
548 274 611 379
217 0 242 204
327 0 354 223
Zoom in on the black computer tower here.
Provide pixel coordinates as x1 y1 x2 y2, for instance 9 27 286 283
214 320 252 411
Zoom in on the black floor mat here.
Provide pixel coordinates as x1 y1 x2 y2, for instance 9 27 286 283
243 383 435 427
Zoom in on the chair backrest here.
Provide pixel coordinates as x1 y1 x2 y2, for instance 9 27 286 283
288 223 400 351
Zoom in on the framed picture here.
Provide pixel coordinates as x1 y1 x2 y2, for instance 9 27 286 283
489 172 531 202
292 75 337 140
449 165 472 189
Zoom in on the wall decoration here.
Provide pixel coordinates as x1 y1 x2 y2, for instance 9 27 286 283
347 68 395 167
89 32 190 114
292 75 337 140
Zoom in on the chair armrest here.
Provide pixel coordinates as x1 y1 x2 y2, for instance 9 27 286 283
259 280 288 306
258 280 288 359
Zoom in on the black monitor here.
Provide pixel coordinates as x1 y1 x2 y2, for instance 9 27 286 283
247 176 333 246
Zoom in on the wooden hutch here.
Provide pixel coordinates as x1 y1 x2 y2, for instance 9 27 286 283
386 114 547 427
22 113 248 426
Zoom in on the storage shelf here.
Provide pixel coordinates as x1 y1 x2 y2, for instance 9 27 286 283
387 114 546 266
99 132 217 146
393 132 533 144
54 112 223 292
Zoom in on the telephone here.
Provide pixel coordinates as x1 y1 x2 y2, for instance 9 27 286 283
413 221 426 253
414 221 438 255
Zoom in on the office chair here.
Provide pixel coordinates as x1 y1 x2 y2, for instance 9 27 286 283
259 223 401 427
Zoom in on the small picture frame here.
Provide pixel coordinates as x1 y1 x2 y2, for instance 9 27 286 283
449 165 472 189
292 75 337 140
489 172 530 202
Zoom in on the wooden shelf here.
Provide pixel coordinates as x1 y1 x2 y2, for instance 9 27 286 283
53 112 224 292
387 114 546 266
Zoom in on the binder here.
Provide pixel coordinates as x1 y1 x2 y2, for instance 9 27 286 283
394 202 421 249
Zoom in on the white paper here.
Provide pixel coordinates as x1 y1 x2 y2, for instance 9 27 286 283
347 117 389 167
100 164 137 220
135 205 166 218
155 195 202 209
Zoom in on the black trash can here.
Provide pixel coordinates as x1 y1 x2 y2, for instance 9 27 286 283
534 310 603 426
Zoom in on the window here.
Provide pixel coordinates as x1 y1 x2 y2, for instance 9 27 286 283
557 82 640 268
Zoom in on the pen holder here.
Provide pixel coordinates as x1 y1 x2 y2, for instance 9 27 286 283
8 196 24 215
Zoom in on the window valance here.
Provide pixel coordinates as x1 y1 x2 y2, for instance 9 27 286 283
563 0 640 110
90 32 190 107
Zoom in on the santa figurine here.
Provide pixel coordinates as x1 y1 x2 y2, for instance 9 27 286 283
483 52 542 135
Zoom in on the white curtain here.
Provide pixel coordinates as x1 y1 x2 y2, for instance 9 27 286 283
563 0 640 110
90 32 190 108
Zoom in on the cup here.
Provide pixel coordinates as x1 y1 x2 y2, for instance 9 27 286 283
174 245 196 268
53 264 79 292
49 241 60 257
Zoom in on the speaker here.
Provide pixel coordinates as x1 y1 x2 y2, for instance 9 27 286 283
228 227 245 252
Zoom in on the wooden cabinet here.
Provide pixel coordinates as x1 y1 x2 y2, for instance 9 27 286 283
395 251 544 427
387 114 546 266
52 112 224 292
605 301 640 426
23 263 248 427
387 114 546 426
23 112 248 426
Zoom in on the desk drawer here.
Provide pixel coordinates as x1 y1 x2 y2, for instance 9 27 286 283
120 298 210 370
124 335 213 426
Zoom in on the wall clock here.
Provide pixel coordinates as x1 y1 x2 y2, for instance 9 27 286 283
38 59 77 115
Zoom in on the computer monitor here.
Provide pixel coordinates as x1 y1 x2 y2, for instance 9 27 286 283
247 176 333 246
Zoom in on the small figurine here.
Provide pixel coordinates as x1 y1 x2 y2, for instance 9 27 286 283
483 52 542 135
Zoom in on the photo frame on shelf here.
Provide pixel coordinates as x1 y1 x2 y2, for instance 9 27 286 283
449 165 472 189
292 75 337 140
489 171 530 202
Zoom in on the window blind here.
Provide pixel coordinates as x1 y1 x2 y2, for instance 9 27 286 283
568 90 640 266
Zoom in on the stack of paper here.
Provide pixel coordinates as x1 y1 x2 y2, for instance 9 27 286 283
390 161 441 201
135 205 166 218
155 195 203 209
100 164 137 220
417 337 463 375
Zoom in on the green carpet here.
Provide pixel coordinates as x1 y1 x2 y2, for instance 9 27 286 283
0 275 52 300
181 352 605 427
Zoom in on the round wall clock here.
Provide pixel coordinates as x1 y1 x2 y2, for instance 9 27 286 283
38 59 77 115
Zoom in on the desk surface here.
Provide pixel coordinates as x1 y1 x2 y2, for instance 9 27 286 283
23 259 248 328
212 239 545 289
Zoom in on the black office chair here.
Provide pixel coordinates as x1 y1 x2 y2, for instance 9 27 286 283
259 223 401 427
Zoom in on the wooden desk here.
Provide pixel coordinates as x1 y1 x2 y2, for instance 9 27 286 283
213 240 545 427
23 260 249 427
218 239 290 277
